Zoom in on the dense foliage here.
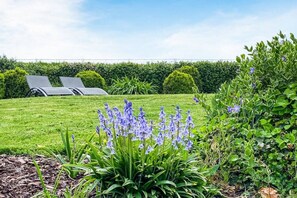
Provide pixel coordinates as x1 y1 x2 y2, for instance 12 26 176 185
197 32 297 196
75 70 106 89
109 77 157 95
163 70 198 94
4 67 29 98
0 60 238 94
0 73 4 99
0 55 17 72
176 65 202 92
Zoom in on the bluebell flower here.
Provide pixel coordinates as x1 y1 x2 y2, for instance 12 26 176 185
139 143 144 149
107 140 113 149
193 97 199 103
155 132 164 146
250 67 255 74
186 111 194 128
227 105 241 113
71 134 75 142
175 106 182 122
233 105 241 113
145 146 153 154
168 115 176 136
185 140 193 151
282 56 287 62
96 126 100 134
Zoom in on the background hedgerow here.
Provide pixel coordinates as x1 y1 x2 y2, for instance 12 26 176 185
197 32 297 196
0 59 238 97
4 67 29 98
163 70 198 94
0 73 5 99
75 70 106 89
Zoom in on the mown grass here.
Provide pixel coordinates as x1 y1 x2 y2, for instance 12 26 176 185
0 94 213 155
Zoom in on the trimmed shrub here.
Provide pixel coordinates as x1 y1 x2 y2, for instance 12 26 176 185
0 73 4 99
4 67 29 98
163 70 197 94
109 77 157 95
176 65 202 92
75 70 106 89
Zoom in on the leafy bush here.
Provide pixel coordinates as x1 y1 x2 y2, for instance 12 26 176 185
0 55 17 72
109 77 157 95
197 32 297 196
75 70 106 89
0 73 4 99
64 100 209 197
177 65 202 92
4 67 29 98
163 70 198 94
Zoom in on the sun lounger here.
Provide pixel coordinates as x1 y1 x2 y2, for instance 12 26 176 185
59 76 108 95
26 75 75 97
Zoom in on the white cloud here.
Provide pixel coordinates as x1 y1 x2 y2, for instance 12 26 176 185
0 1 296 61
159 8 297 59
0 0 118 59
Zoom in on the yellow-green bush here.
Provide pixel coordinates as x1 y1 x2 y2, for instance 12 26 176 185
0 73 4 99
163 71 197 94
4 67 29 98
75 70 106 89
176 65 202 92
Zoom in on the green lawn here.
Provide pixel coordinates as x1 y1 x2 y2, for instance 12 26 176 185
0 94 213 155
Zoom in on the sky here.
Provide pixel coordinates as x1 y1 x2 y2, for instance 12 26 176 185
0 0 296 61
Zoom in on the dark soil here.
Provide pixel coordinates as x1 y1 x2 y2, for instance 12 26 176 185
0 154 79 198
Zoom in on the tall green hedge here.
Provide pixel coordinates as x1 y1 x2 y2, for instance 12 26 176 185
15 61 238 94
0 73 4 99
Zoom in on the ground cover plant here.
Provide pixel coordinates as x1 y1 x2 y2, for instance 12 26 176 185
196 32 297 196
0 94 211 155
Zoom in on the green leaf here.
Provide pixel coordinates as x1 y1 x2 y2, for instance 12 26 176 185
156 180 177 187
275 96 290 108
122 178 134 187
229 154 239 162
102 184 122 194
284 88 296 99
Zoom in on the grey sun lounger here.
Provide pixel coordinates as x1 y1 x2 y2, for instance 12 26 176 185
60 77 108 95
26 75 75 97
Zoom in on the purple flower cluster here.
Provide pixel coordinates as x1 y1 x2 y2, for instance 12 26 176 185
227 105 241 114
97 100 195 154
250 67 255 75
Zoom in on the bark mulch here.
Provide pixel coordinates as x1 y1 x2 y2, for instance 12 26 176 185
0 154 79 198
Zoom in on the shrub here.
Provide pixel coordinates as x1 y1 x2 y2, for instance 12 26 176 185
0 55 17 72
75 70 106 89
197 32 297 196
4 67 29 98
109 77 157 95
0 73 4 99
177 65 202 92
163 70 198 94
65 100 209 197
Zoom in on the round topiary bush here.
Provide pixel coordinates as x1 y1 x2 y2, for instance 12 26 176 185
4 67 29 98
163 70 197 94
75 70 106 89
0 73 5 99
176 65 202 92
